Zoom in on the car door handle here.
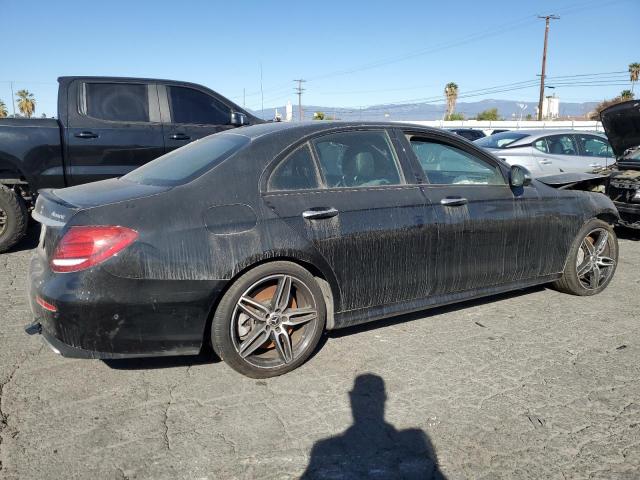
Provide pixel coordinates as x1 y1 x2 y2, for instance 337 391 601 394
302 207 339 220
589 163 601 168
539 159 552 165
440 197 468 207
74 131 98 139
169 133 191 140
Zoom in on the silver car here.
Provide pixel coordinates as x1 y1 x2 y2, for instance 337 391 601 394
474 129 614 176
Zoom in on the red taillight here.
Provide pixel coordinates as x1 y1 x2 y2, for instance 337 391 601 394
36 295 57 312
51 226 138 273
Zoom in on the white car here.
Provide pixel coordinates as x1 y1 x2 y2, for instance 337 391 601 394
474 129 614 176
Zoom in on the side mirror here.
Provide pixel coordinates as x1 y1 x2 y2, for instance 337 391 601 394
230 111 247 127
510 165 532 188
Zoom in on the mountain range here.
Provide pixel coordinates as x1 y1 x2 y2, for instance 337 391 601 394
253 99 599 121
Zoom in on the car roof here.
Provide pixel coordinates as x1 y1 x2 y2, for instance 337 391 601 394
502 129 606 138
226 120 445 141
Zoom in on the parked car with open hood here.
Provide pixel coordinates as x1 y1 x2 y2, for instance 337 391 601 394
474 129 614 176
600 100 640 229
26 122 620 377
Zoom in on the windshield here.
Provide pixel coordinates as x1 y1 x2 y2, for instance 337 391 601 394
474 132 529 149
123 133 250 186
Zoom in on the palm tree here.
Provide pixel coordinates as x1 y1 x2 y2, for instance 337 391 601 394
16 89 36 118
0 100 8 118
629 63 640 93
444 82 459 120
621 90 634 100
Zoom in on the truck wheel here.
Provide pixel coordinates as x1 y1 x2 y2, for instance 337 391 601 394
0 185 28 253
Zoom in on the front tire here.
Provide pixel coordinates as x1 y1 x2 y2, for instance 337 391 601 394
211 261 326 378
0 185 28 253
552 219 618 296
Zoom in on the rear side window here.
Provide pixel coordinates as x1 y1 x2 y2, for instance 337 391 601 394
123 133 249 186
85 83 149 122
410 138 505 185
312 130 402 188
269 144 320 191
169 86 230 125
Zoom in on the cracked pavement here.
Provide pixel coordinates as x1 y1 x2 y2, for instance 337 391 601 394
1 228 639 479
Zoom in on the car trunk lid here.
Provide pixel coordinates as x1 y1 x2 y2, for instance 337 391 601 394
32 179 171 258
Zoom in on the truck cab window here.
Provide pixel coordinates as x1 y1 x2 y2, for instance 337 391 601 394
168 86 231 125
84 83 150 122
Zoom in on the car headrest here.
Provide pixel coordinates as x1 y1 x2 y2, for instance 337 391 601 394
352 151 375 178
549 141 564 154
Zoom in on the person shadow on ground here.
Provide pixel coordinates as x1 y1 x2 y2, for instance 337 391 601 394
301 374 446 479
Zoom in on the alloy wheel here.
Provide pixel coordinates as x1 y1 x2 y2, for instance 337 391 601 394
230 274 319 368
575 228 616 290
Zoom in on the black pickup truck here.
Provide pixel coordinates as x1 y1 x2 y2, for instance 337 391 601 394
0 76 261 251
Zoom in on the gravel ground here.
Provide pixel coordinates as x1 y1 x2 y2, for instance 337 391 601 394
1 227 639 479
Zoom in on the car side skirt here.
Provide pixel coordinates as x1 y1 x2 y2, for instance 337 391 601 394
333 274 562 330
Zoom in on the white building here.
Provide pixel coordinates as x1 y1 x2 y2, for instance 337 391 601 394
542 95 560 119
285 101 293 122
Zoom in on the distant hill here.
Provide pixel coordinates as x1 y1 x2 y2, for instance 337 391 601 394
253 99 599 121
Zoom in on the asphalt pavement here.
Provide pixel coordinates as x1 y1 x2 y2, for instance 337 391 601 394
1 227 639 479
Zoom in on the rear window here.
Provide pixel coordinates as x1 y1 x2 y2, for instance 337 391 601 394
84 83 150 122
475 132 529 149
123 133 250 186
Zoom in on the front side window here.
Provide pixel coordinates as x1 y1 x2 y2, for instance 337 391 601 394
546 135 578 155
85 83 149 122
533 138 549 153
575 134 613 158
312 130 402 188
409 137 505 185
168 86 230 125
123 133 249 186
269 144 320 191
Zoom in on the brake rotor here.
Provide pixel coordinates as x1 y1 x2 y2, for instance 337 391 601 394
245 283 297 349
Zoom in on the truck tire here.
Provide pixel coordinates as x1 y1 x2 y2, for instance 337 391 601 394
0 185 28 253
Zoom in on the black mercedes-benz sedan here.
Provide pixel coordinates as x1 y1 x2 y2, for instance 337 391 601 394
26 122 620 377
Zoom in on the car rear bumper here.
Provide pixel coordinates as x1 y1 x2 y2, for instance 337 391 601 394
27 253 227 359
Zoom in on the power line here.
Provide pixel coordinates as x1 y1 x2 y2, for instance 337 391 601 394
237 0 629 104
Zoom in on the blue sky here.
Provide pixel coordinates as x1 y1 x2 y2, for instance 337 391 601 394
2 0 638 117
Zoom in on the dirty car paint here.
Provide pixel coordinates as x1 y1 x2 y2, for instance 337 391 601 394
27 121 619 357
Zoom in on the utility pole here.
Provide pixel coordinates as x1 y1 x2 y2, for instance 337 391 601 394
537 14 559 120
260 64 264 119
10 81 16 116
294 79 306 121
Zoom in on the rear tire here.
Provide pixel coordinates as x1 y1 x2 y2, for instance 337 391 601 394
552 218 618 296
0 185 28 253
211 261 326 378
